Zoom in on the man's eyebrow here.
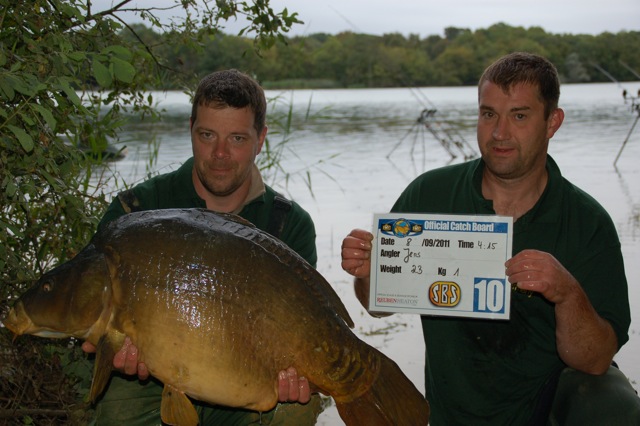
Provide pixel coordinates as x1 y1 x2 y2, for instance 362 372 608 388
478 104 531 112
193 126 250 134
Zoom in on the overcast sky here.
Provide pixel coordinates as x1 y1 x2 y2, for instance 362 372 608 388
268 0 639 37
93 0 638 38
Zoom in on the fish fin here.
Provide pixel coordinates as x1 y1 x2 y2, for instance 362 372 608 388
311 276 354 328
160 384 199 426
335 351 430 426
214 210 257 228
89 334 116 402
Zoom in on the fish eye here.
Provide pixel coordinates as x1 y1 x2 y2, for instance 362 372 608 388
42 281 53 292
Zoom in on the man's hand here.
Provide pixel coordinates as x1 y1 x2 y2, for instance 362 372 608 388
506 249 580 303
81 337 149 380
278 367 312 403
341 229 374 278
340 228 391 316
506 249 617 374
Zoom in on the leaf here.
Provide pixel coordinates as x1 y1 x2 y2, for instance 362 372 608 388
0 218 25 238
32 104 57 131
67 51 86 62
19 112 35 126
92 59 112 87
5 181 18 197
60 3 83 21
40 169 63 189
7 74 35 97
103 45 133 61
57 78 83 107
7 125 34 152
11 69 46 95
111 57 136 84
0 77 15 100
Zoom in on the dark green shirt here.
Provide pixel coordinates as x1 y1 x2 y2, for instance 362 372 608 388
100 157 317 267
392 155 630 425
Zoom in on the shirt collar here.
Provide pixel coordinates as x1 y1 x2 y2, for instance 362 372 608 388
182 158 266 214
470 154 562 224
518 154 561 225
232 163 266 214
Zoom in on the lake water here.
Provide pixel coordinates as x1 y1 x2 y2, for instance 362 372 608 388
103 82 640 424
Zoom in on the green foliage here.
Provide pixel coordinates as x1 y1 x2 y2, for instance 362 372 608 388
87 22 640 90
0 0 302 312
1 0 110 297
144 24 639 88
0 0 301 423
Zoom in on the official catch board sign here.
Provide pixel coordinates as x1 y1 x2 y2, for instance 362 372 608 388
370 213 513 319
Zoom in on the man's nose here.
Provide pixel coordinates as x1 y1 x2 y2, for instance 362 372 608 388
492 118 510 141
212 139 230 159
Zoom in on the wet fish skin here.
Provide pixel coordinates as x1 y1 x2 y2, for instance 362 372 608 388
3 208 429 425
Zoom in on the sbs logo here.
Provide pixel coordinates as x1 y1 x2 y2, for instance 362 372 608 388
429 281 461 307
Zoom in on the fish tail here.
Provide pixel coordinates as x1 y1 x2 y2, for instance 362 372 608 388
335 353 429 426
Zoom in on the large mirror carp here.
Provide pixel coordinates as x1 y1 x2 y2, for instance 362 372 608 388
3 208 429 425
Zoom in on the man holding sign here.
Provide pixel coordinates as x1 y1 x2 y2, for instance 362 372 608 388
341 52 640 424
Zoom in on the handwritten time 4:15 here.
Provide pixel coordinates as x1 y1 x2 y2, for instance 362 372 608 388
418 238 497 250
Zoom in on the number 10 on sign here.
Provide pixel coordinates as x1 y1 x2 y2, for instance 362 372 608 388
473 277 507 314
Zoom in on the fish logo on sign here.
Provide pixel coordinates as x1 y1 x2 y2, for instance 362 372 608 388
429 281 461 307
380 219 423 238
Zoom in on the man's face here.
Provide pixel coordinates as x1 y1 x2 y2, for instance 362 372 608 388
477 81 563 181
190 105 266 198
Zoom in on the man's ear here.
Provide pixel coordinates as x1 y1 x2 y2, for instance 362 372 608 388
547 108 564 139
256 126 268 155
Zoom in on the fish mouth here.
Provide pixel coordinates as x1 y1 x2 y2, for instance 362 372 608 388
2 302 34 337
2 303 70 339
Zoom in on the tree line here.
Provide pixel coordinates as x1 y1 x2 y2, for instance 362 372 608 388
127 23 640 89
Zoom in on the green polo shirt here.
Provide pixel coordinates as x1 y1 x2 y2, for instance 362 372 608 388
392 155 630 425
100 157 317 267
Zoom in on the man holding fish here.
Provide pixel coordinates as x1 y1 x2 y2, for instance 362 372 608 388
83 69 323 425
